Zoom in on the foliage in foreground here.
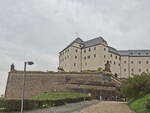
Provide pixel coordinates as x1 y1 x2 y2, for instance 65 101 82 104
129 94 150 113
121 73 150 99
31 92 89 100
0 92 90 111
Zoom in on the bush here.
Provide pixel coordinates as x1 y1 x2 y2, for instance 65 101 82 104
0 97 92 111
128 94 150 113
146 98 150 109
121 73 150 99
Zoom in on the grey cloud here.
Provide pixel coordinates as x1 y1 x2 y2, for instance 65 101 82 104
0 0 150 95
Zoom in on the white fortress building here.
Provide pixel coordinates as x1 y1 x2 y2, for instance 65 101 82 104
59 37 150 78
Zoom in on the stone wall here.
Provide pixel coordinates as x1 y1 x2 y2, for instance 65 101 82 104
5 72 119 99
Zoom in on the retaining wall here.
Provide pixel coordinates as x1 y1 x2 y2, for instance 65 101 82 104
5 72 118 99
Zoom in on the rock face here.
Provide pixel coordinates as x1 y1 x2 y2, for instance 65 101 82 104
5 72 119 99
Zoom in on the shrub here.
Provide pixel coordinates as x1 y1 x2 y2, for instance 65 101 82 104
0 96 92 111
146 98 150 109
121 73 150 99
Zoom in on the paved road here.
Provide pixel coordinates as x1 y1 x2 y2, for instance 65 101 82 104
24 100 99 113
73 101 135 113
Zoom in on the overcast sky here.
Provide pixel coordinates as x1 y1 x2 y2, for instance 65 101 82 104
0 0 150 95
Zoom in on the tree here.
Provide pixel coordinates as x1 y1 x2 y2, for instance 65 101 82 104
121 73 150 99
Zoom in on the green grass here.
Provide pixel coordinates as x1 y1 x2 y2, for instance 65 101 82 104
129 94 150 113
30 92 89 100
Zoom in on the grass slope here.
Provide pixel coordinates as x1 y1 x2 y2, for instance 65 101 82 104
129 94 150 113
31 92 89 100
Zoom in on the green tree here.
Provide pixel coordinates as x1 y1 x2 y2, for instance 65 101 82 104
121 73 150 99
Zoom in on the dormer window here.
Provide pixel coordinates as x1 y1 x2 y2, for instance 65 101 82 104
146 53 149 55
138 53 141 55
130 53 133 55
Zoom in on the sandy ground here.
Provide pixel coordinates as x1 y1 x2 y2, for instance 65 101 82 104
11 101 135 113
73 101 135 113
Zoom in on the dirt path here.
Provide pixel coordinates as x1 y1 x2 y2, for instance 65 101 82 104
73 101 135 113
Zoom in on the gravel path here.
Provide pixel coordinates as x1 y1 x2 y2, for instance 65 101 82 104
24 100 99 113
73 101 135 113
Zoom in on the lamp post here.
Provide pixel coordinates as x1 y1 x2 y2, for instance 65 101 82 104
21 61 34 113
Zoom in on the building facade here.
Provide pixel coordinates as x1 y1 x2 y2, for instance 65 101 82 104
59 37 150 78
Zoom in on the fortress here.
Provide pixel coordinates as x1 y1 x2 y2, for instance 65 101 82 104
5 71 120 99
59 37 150 78
5 36 150 99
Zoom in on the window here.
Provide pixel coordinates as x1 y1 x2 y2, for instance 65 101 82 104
89 48 91 52
124 61 126 64
116 56 117 59
139 68 141 72
110 54 112 57
110 61 112 64
114 61 116 65
84 56 86 60
84 49 86 53
146 69 149 72
104 48 106 51
68 49 69 52
87 56 90 59
74 63 76 66
124 69 126 72
146 53 149 55
118 63 120 66
67 55 69 58
75 56 77 59
75 49 78 52
94 54 96 58
146 61 149 64
94 47 96 50
104 55 106 58
131 68 134 72
139 61 141 64
131 61 134 64
119 57 121 60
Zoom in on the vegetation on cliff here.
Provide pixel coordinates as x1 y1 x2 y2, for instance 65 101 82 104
120 73 150 113
121 73 150 99
129 93 150 113
0 92 91 111
31 92 89 100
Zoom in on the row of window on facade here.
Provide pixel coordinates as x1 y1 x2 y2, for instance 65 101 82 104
130 52 149 56
73 46 98 53
124 68 149 73
60 49 69 56
110 54 121 60
123 60 149 64
60 46 107 56
74 62 88 67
